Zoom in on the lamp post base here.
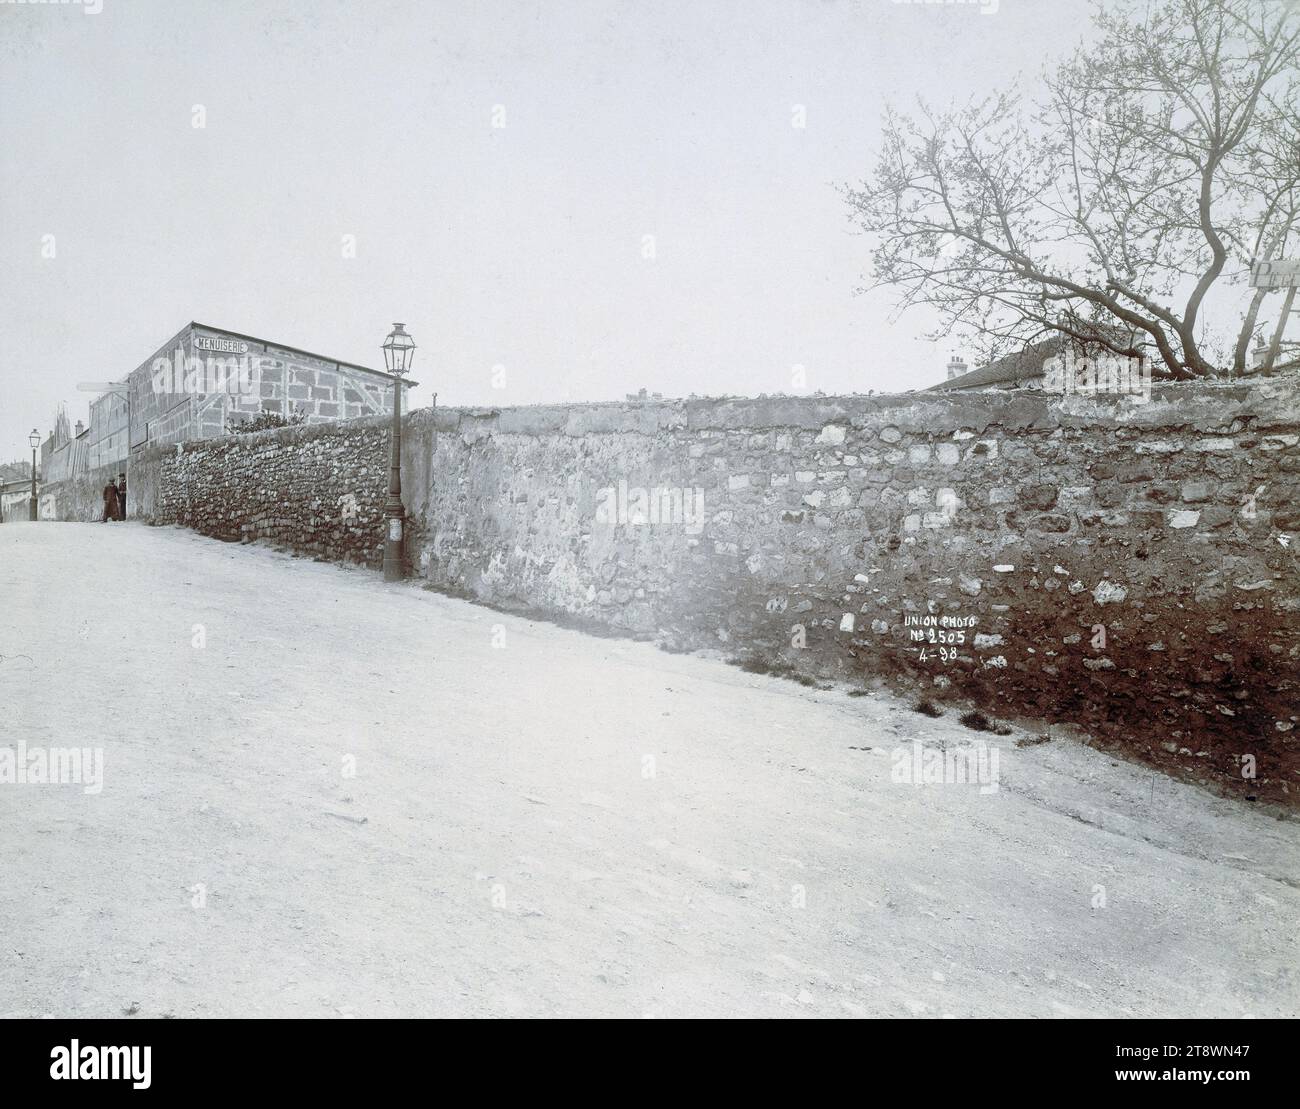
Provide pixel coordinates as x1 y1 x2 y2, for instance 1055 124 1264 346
383 508 404 582
29 497 37 521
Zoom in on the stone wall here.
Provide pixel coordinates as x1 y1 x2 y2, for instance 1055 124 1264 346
125 449 163 523
1 489 33 523
410 382 1300 802
144 418 391 567
111 380 1300 800
38 461 126 522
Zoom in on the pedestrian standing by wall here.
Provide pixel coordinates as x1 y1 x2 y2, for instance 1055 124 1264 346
117 474 127 520
102 477 120 523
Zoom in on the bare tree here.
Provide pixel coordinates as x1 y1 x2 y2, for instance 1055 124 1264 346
1225 104 1300 372
845 0 1300 380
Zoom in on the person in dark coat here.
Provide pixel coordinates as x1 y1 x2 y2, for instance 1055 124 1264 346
102 479 120 523
117 474 127 519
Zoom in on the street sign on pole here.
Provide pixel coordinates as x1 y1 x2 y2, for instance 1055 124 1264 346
1251 260 1300 289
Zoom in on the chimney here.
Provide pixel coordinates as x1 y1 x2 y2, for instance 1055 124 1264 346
946 354 968 380
75 420 85 436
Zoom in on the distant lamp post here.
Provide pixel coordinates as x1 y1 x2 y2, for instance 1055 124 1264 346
380 323 416 582
28 429 40 521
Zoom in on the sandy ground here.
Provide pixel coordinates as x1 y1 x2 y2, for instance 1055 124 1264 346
0 521 1296 1019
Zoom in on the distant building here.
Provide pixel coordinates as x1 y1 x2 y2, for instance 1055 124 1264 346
929 330 1147 392
0 477 34 523
1248 337 1300 374
929 339 1063 392
80 322 398 473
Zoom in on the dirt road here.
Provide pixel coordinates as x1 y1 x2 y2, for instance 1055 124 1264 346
1 522 1295 1017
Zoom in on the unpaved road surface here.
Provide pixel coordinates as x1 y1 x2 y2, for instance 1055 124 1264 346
1 522 1296 1018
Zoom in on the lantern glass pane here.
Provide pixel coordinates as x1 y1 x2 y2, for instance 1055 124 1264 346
382 324 415 375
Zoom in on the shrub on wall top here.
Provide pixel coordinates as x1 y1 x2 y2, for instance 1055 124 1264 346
230 411 307 436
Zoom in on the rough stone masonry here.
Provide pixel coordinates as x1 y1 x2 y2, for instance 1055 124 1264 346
136 379 1299 803
409 380 1300 804
144 417 391 567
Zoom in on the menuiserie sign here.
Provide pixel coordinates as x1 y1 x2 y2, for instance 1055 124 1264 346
193 336 249 355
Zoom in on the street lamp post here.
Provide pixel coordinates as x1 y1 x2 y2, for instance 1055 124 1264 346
28 429 40 521
380 323 416 582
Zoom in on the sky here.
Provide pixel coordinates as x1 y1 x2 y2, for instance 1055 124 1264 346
0 0 1099 458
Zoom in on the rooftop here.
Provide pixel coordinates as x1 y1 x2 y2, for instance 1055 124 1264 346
926 338 1063 391
188 322 401 384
